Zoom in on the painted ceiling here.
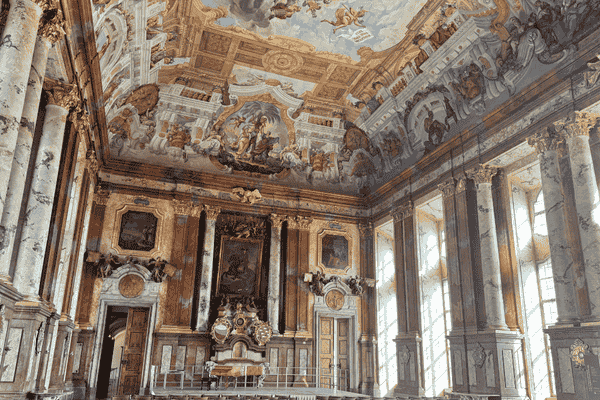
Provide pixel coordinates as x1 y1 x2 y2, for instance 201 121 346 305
92 0 600 195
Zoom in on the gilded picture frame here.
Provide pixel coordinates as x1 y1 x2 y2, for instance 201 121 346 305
110 204 166 259
216 236 263 298
317 229 352 274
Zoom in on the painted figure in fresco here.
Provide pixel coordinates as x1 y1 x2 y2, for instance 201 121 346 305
269 0 302 20
321 5 368 33
304 0 321 17
450 64 483 100
220 248 256 296
251 130 280 162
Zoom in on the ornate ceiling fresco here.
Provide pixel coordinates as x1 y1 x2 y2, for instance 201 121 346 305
92 0 600 194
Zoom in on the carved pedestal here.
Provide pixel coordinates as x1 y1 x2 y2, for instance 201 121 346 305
394 333 425 398
545 325 600 400
448 331 528 400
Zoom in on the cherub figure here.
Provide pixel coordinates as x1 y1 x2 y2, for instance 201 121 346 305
321 5 368 33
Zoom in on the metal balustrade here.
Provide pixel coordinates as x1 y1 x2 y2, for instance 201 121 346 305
149 365 350 393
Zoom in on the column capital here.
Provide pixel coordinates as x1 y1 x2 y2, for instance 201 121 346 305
286 215 312 230
467 164 497 184
44 80 78 109
270 213 286 230
172 198 193 215
438 178 456 198
392 201 413 222
358 221 374 238
93 188 111 206
456 176 468 193
33 0 59 11
203 205 221 220
528 128 564 154
554 111 600 138
38 7 65 43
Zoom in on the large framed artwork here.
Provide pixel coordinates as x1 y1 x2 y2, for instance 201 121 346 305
216 236 263 297
110 203 166 259
317 229 352 274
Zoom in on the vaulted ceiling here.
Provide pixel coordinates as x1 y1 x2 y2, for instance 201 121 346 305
90 0 600 197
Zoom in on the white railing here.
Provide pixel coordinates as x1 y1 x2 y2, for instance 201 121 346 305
149 365 350 392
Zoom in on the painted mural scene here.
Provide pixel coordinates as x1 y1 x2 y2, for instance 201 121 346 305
2 0 600 398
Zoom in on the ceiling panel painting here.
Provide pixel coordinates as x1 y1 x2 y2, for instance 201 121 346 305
202 0 428 60
90 0 600 197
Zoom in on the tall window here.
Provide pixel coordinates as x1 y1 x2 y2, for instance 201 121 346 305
416 200 451 397
375 225 398 397
510 173 557 399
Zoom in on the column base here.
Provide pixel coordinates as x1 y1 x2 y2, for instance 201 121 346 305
394 333 425 396
545 323 600 400
447 330 527 399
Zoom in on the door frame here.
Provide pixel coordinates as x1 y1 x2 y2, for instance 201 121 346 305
88 265 161 397
314 281 359 391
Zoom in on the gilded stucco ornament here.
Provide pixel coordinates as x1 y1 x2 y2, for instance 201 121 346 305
38 7 65 43
94 188 111 206
70 105 91 137
85 149 99 177
211 317 232 345
44 81 79 109
570 338 589 369
204 205 221 220
118 274 145 298
232 187 262 205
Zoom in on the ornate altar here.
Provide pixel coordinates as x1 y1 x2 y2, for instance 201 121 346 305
205 299 271 387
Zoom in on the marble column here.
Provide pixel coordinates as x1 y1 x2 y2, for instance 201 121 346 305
196 205 220 332
68 179 95 322
0 0 49 217
268 214 285 334
438 178 465 331
391 200 425 396
555 111 600 320
528 129 579 322
0 26 61 280
12 81 78 300
467 165 508 331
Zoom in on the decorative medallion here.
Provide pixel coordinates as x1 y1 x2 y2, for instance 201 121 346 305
472 342 486 368
325 289 345 311
253 320 273 346
262 50 303 75
571 338 589 369
118 274 145 298
211 317 232 345
399 344 410 365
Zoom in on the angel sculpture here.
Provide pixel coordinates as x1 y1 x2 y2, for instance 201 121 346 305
321 5 368 33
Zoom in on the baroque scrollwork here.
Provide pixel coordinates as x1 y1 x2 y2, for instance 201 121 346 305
85 251 176 282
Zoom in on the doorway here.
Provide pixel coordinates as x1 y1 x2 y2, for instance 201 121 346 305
96 306 150 399
318 317 351 391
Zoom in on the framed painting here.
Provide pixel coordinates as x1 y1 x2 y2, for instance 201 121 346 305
117 210 158 252
317 230 352 274
216 236 263 298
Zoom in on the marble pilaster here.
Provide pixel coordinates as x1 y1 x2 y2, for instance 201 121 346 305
268 213 285 334
196 205 220 332
555 111 600 320
12 81 78 300
0 33 54 281
467 165 509 331
528 129 579 322
0 0 50 218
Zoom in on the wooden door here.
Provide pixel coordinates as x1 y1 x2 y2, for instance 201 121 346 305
319 317 334 389
119 307 150 395
337 319 349 390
